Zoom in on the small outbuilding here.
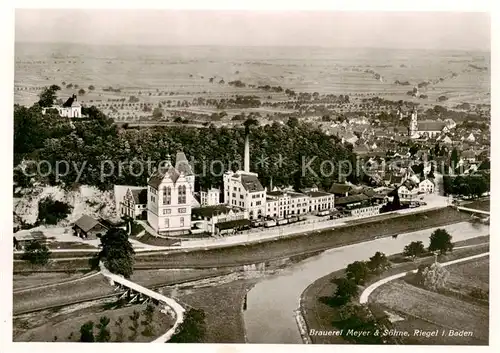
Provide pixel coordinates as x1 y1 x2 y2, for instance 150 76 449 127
73 214 108 240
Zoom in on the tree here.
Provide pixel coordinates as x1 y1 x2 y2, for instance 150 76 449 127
403 241 425 260
96 316 111 342
37 85 61 107
332 277 358 304
152 107 163 119
88 85 95 91
114 317 125 342
22 240 51 265
428 228 453 255
345 261 370 285
141 304 156 337
450 148 459 168
98 228 135 278
367 251 391 273
169 308 206 343
78 88 86 96
37 197 72 225
128 310 140 341
422 263 450 291
80 321 95 342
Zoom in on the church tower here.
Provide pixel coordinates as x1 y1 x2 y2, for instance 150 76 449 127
408 107 418 137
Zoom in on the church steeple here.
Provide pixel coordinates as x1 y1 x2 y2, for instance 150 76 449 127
409 107 418 137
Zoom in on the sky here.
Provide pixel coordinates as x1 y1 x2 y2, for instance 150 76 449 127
15 10 490 51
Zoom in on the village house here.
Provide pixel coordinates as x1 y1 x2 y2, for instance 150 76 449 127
335 194 384 218
329 183 353 198
199 188 221 206
42 94 83 118
120 187 148 219
13 231 46 250
191 205 249 236
418 178 435 194
397 179 420 203
461 150 477 163
73 214 108 240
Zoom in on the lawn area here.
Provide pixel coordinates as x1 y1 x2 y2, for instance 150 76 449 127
461 199 490 212
446 257 489 292
130 230 180 247
13 272 92 291
166 280 255 343
453 235 489 247
45 241 97 250
131 268 236 289
301 243 489 344
13 274 116 314
14 301 174 342
370 279 488 343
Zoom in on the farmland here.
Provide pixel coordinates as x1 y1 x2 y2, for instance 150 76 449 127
15 43 490 124
369 256 489 345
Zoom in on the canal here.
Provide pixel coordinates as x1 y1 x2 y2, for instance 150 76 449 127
243 221 489 343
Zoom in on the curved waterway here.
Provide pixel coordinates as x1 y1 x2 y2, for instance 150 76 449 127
243 221 489 343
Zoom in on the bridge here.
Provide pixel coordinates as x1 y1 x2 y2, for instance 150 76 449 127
456 206 490 216
99 263 185 343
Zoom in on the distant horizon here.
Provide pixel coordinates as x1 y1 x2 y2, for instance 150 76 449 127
15 10 490 52
14 41 491 53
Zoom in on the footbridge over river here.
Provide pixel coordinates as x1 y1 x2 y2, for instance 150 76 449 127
456 206 490 216
99 263 185 343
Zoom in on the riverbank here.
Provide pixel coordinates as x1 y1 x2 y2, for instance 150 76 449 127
300 240 489 344
14 207 471 273
163 279 256 343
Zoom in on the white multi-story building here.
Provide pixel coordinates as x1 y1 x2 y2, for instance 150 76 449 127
305 190 335 214
266 191 310 219
418 179 435 194
42 94 82 118
223 134 266 220
147 152 195 235
200 188 221 206
397 179 420 202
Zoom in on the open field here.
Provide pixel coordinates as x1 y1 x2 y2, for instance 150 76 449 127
13 274 116 315
13 271 92 291
14 300 173 342
446 257 489 292
15 44 490 121
461 199 490 212
371 279 488 344
301 243 489 344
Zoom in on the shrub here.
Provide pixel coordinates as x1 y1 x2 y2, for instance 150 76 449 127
422 263 449 291
37 197 72 225
469 288 489 300
22 240 51 265
80 321 95 342
345 261 370 285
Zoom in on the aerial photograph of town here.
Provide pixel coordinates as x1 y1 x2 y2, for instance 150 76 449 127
11 8 491 346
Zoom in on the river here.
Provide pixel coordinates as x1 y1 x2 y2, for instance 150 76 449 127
243 221 489 343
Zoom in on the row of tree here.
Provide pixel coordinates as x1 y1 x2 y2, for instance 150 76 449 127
15 93 358 191
443 173 490 198
79 304 156 342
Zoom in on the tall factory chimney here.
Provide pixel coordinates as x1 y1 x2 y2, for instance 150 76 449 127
244 133 250 173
